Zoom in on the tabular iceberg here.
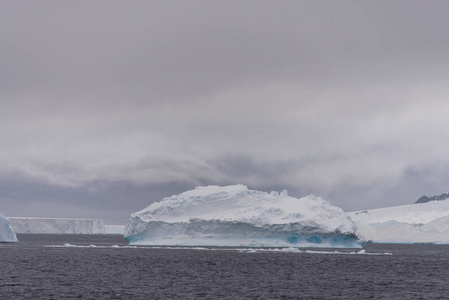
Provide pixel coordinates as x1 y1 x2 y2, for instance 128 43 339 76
125 185 363 248
349 199 449 244
0 213 18 242
9 217 105 234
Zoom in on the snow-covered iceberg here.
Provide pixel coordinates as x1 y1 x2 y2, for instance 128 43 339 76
125 185 363 248
0 213 18 242
348 199 449 244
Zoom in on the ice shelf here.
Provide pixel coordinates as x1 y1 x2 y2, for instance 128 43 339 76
9 217 105 234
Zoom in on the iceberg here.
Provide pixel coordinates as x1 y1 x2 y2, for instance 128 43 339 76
348 199 449 244
9 217 105 234
0 213 18 242
125 185 363 248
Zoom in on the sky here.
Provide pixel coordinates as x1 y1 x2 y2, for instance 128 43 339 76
1 0 449 224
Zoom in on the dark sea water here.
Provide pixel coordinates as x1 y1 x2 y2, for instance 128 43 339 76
1 234 449 299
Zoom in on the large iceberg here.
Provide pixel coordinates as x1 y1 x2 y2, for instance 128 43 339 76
125 185 363 248
0 213 18 242
348 199 449 244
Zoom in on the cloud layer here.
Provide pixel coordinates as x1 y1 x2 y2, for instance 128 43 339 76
2 1 449 222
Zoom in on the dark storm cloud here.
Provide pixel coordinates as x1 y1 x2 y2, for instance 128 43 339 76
1 0 449 222
0 171 194 223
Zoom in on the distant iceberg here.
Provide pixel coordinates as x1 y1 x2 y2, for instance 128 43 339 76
349 199 449 244
125 185 363 248
9 217 105 234
0 213 18 242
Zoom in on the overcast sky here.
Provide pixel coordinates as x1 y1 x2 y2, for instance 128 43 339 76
1 1 449 223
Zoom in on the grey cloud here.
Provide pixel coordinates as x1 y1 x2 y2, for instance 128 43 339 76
2 1 448 98
1 1 449 221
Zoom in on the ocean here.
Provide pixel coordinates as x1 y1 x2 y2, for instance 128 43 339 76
1 234 449 299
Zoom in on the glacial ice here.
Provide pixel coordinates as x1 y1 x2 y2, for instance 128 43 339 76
0 212 18 242
348 199 449 244
125 185 363 248
9 217 105 234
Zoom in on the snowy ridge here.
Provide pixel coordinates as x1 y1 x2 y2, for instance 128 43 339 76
0 213 18 242
349 199 449 244
125 185 363 248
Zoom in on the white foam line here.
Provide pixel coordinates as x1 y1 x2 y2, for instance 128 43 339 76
45 244 392 255
46 244 138 249
238 249 392 255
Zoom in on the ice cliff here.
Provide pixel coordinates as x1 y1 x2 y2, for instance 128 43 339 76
0 213 18 242
9 217 105 234
125 185 363 247
349 199 449 244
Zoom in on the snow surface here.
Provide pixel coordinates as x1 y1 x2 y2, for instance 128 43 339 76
0 213 18 242
9 217 105 234
125 185 363 248
348 199 449 244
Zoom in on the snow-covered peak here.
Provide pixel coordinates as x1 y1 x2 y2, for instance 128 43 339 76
415 192 449 204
